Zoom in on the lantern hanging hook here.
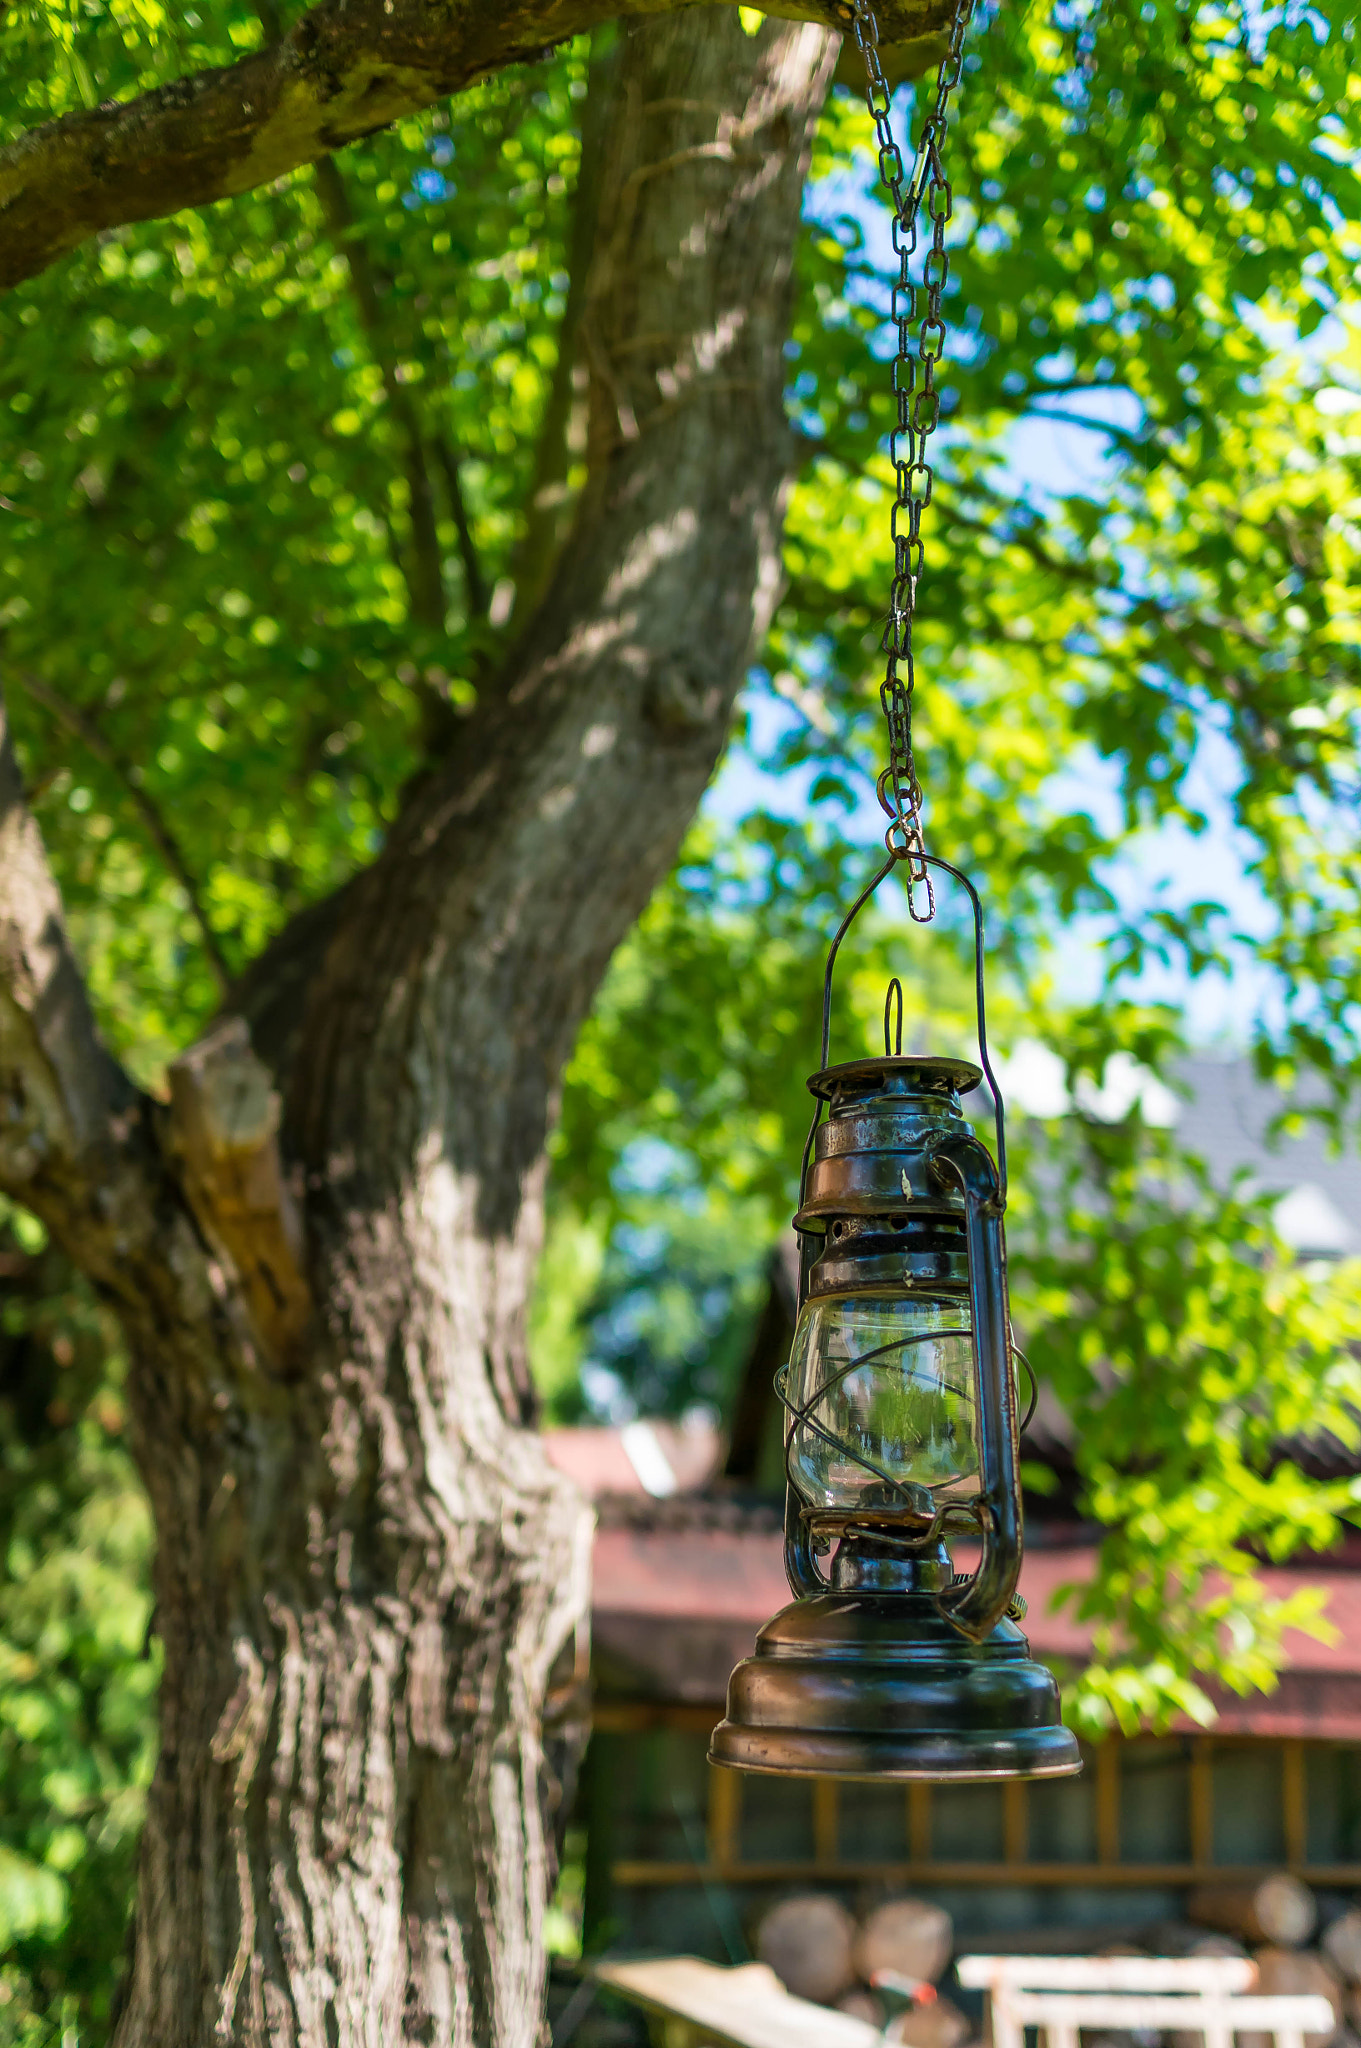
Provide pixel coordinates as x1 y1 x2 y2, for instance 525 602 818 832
883 975 904 1058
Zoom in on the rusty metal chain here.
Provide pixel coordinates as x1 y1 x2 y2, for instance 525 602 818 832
850 0 976 920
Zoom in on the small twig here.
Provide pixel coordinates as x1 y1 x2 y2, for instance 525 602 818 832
929 481 1278 659
606 141 762 266
435 436 488 619
254 0 285 40
632 375 761 440
311 155 446 632
7 667 233 995
580 315 639 443
639 98 729 118
503 30 615 630
1021 403 1144 450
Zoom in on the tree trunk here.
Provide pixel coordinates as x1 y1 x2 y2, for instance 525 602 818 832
0 15 840 2045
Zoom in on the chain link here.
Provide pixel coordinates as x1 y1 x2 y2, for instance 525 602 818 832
850 0 976 920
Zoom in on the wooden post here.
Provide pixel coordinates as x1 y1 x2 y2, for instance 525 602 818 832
1191 1738 1215 1869
1004 1779 1029 1865
1096 1741 1121 1866
707 1765 741 1874
908 1781 933 1863
813 1777 840 1868
1282 1740 1308 1868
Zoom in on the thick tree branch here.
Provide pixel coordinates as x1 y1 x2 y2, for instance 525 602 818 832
7 665 234 996
0 0 949 293
0 689 153 1269
233 11 844 1185
0 686 309 1381
274 14 844 1221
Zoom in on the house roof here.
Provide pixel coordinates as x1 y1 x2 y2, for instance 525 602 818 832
561 1058 1361 1736
589 1515 1361 1740
1174 1055 1361 1257
997 1051 1361 1255
545 1418 724 1499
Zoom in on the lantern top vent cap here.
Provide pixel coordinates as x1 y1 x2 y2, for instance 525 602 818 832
807 1054 983 1105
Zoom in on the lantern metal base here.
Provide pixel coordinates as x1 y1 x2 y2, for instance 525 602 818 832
709 1590 1082 1782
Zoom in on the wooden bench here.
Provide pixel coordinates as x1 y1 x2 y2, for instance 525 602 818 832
594 1956 882 2048
956 1952 1337 2048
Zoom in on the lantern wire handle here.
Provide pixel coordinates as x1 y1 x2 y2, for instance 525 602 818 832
800 849 1008 1265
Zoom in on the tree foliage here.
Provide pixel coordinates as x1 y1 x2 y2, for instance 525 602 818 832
0 1208 154 2046
1 27 587 1068
540 0 1361 1737
0 0 1360 2028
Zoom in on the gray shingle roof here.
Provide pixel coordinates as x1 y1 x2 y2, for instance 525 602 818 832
1172 1055 1361 1257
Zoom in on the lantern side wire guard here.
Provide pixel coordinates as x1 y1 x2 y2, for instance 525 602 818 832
1014 1343 1038 1435
776 1326 979 1535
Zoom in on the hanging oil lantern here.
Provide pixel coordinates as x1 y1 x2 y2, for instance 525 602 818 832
708 858 1081 1779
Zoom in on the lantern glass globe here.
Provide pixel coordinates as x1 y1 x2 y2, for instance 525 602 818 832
785 1292 978 1519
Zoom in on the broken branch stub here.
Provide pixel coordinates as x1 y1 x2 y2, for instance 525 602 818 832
166 1017 310 1367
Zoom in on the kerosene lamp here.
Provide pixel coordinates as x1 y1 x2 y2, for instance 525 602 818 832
708 857 1081 1778
709 0 1080 1783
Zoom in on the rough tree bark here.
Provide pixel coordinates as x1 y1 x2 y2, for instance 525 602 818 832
0 11 838 2043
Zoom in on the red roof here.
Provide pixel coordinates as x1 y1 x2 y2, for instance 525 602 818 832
590 1522 1361 1738
545 1422 723 1499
